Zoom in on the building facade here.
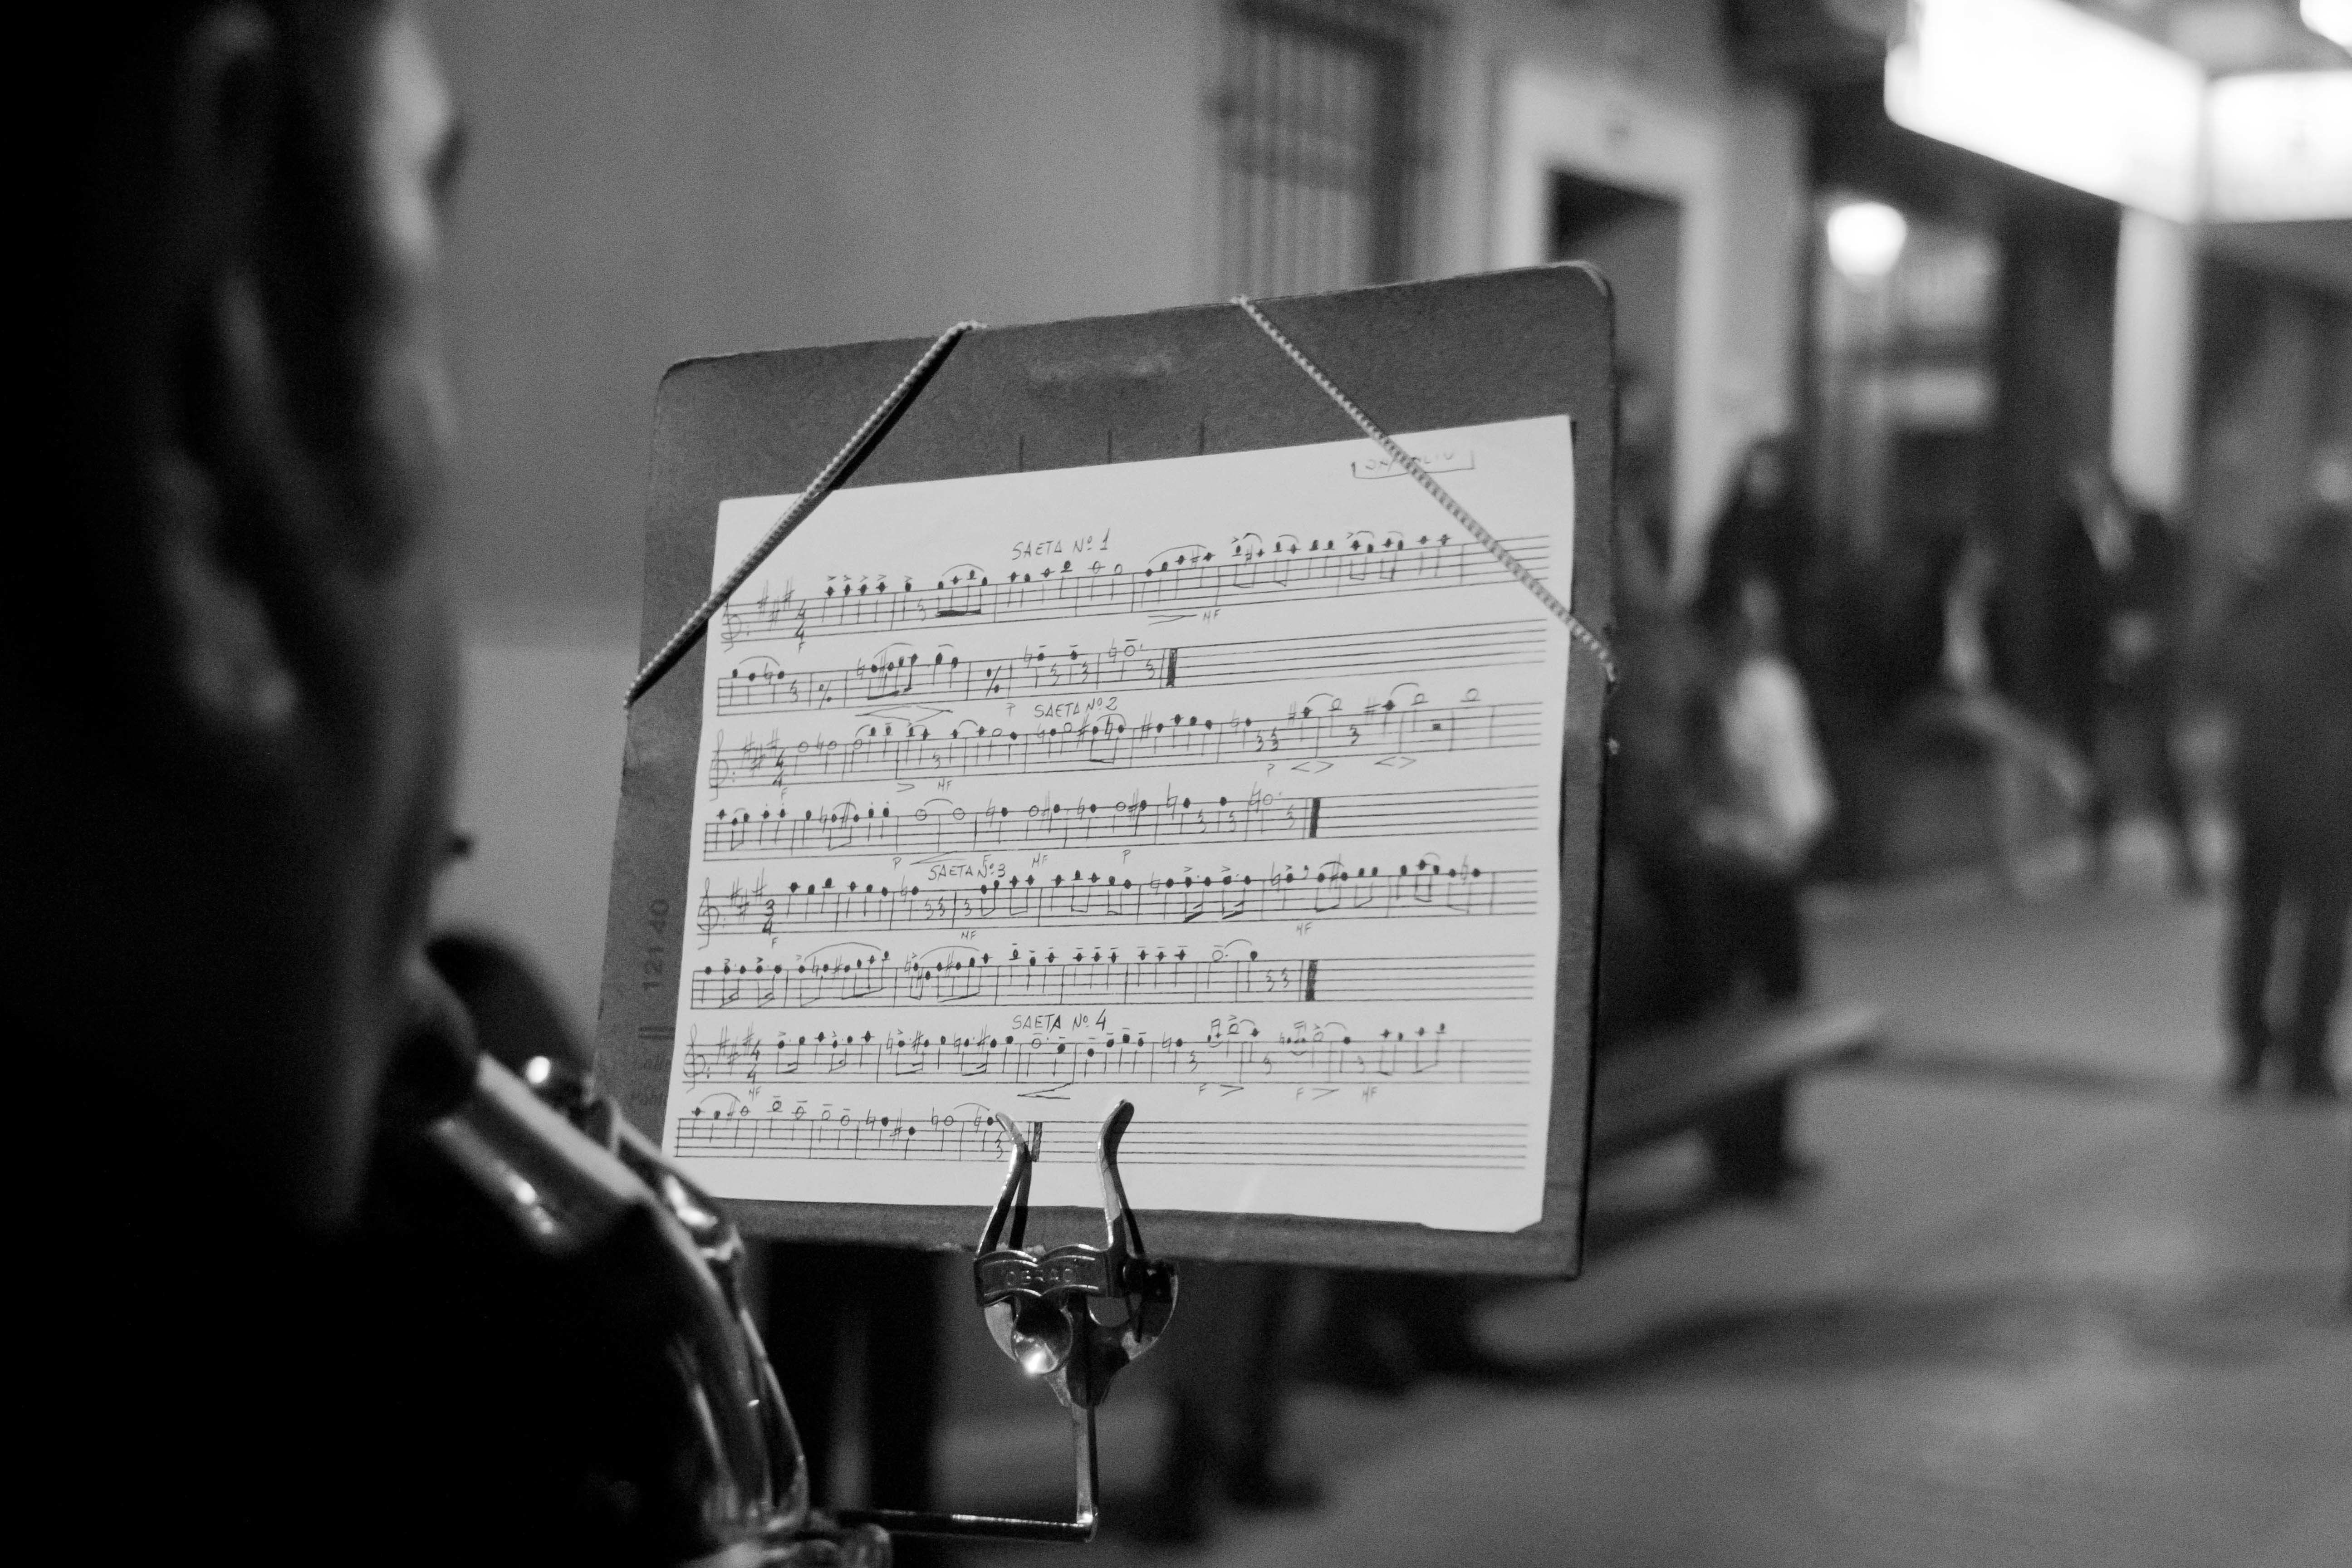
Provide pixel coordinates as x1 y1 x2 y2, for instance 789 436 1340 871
425 0 1817 1014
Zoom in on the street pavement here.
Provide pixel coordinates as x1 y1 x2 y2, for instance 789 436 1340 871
930 822 2352 1566
1810 818 2277 1093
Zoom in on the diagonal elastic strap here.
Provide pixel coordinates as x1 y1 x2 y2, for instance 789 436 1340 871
628 304 1615 706
1231 296 1615 685
625 320 987 706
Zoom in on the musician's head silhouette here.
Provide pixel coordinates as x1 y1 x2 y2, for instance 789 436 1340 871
21 1 465 1230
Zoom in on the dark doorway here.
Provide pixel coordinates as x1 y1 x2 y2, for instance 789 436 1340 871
1552 171 1681 570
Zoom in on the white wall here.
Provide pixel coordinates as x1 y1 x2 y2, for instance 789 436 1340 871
2110 210 2199 513
1460 0 1808 583
422 0 1215 1022
438 636 639 1024
426 0 1211 637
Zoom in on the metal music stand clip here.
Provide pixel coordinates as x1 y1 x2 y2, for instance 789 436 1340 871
837 1101 1178 1543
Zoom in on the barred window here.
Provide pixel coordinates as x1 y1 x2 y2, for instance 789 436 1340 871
1214 0 1442 299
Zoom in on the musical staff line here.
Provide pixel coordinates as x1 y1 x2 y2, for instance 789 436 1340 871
694 862 1536 938
685 950 1538 1011
676 1026 1533 1086
709 700 1543 790
714 621 1543 717
700 785 1543 862
671 1112 1529 1170
717 533 1555 647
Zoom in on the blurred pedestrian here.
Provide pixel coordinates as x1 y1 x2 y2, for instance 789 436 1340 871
2093 499 2205 893
1614 357 1676 586
2047 458 2124 842
1700 436 1832 685
2215 499 2352 1099
1597 475 1722 1034
1919 534 2093 894
2051 459 2204 892
1674 517 1836 1196
1687 568 1834 1003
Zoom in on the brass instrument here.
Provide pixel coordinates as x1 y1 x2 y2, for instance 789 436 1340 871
401 934 1175 1563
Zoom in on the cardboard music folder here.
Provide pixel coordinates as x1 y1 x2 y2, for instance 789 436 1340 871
595 265 1615 1277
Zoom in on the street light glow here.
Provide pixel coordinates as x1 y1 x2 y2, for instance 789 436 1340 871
1826 201 1909 279
1887 0 2205 222
2304 0 2352 51
2206 71 2352 221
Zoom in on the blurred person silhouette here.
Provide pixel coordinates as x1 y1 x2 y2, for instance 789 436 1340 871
1701 436 1832 686
2048 458 2123 818
2097 496 2205 893
2215 482 2352 1100
17 4 475 1545
11 7 874 1562
2051 457 2203 892
1687 557 1833 1006
1613 357 1676 586
1915 533 2094 895
1597 462 1723 1034
1671 544 1838 1200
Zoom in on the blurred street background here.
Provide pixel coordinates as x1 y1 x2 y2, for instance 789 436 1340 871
413 2 2351 1561
926 824 2350 1567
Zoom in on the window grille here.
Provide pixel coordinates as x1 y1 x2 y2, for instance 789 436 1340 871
1214 0 1442 299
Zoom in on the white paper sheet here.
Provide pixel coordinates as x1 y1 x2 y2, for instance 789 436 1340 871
660 415 1574 1231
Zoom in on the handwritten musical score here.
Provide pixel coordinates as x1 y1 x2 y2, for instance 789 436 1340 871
713 620 1544 716
705 698 1544 790
698 785 1544 862
674 1021 1535 1088
696 789 1543 865
672 1106 1529 1171
717 533 1555 648
661 416 1576 1230
681 947 1540 1011
690 860 1538 937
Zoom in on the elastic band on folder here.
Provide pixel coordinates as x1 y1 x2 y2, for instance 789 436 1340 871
626 321 986 707
1231 296 1615 685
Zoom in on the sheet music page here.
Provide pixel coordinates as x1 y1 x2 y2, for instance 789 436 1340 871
659 415 1574 1231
